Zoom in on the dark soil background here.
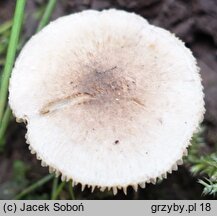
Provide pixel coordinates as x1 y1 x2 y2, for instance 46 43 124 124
0 0 217 199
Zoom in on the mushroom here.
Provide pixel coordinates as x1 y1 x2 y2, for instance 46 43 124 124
9 9 205 195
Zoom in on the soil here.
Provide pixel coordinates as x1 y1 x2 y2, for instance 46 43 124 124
0 0 217 199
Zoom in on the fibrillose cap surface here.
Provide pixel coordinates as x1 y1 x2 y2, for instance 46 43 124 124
9 9 205 194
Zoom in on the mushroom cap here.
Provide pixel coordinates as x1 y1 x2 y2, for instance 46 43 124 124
9 9 204 193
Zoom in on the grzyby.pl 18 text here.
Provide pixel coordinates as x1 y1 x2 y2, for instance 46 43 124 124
151 202 211 214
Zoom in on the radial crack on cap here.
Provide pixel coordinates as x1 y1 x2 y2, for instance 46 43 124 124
40 92 94 115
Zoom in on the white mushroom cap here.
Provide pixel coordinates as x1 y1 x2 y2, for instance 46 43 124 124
9 9 205 194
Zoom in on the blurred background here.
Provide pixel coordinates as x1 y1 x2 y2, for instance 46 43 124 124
0 0 217 200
